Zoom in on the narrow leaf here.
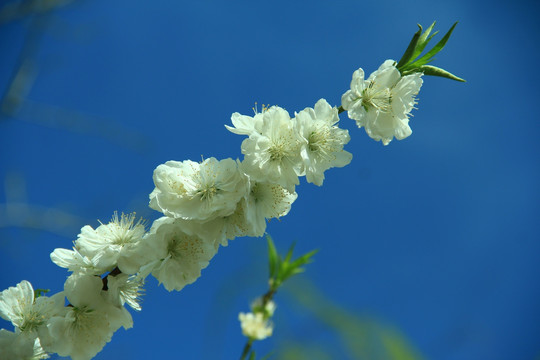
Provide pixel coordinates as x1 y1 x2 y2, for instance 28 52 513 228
396 24 423 69
249 350 256 360
410 22 458 68
426 30 439 43
266 235 278 278
410 22 436 61
420 65 466 82
284 243 296 264
290 249 318 269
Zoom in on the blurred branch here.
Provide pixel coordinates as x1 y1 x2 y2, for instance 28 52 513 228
15 99 152 153
0 0 153 154
0 202 85 238
0 172 84 238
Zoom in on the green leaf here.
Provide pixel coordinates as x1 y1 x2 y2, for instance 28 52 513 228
267 235 279 279
290 249 318 269
396 24 422 69
419 65 466 82
426 30 439 44
407 22 458 69
409 22 437 63
284 243 296 264
249 350 256 360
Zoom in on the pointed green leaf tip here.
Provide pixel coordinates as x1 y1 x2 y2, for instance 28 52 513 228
411 21 458 68
396 21 464 82
410 21 437 62
396 24 423 69
420 65 466 82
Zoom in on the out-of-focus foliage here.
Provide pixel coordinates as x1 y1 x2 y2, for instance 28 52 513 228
283 279 424 360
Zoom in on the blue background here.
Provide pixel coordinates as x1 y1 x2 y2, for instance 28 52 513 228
1 0 539 359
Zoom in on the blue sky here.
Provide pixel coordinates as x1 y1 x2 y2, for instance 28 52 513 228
1 0 539 359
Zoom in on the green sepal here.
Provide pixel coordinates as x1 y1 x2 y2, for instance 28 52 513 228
418 65 466 82
34 288 50 299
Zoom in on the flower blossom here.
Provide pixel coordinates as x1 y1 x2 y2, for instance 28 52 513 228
140 217 220 291
243 177 297 237
73 212 147 274
149 157 247 221
342 59 423 145
104 273 145 311
238 312 273 340
39 274 132 360
294 98 352 185
235 106 303 193
0 280 64 339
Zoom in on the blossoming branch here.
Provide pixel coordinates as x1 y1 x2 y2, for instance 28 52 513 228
0 22 463 360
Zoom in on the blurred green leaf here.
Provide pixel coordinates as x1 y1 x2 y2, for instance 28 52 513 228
267 234 318 290
286 279 425 360
267 235 279 279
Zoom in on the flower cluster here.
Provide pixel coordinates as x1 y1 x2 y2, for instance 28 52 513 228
0 52 438 358
239 299 276 341
342 60 423 145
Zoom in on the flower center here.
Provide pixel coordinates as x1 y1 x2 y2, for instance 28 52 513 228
268 141 287 161
196 184 219 201
167 234 201 260
250 183 264 203
308 128 328 153
70 305 98 332
19 309 45 332
362 82 392 112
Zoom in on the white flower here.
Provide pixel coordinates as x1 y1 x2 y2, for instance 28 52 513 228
0 329 36 360
239 106 303 193
149 157 247 221
0 330 49 359
50 247 109 275
202 199 250 245
142 217 220 291
0 280 64 336
104 273 144 311
74 212 147 274
243 178 297 237
206 176 298 243
238 312 273 340
225 111 264 136
40 274 132 360
342 59 423 145
294 99 352 185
